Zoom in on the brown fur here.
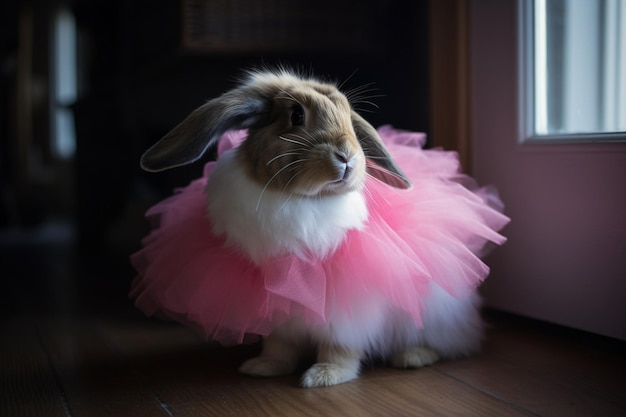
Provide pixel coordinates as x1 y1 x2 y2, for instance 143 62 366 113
238 79 366 196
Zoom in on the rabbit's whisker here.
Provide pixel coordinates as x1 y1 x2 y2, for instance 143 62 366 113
344 82 376 98
297 130 319 146
350 100 380 109
347 88 383 96
288 133 315 147
347 91 384 103
266 151 304 166
345 83 385 103
353 107 376 114
279 135 309 148
351 92 386 100
337 69 359 91
277 174 301 212
256 158 308 212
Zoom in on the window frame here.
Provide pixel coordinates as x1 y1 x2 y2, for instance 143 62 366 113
519 0 626 145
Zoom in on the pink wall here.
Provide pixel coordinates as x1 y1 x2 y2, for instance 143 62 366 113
471 0 626 340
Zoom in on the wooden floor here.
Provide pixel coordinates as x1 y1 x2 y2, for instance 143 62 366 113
1 233 625 416
3 311 625 417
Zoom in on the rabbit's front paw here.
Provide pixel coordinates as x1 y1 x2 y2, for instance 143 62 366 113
390 347 440 369
239 356 296 377
300 363 359 388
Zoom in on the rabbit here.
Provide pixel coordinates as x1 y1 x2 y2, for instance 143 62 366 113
134 68 508 387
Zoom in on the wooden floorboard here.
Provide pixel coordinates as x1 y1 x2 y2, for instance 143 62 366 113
0 317 68 417
434 316 626 417
35 316 172 417
3 311 624 417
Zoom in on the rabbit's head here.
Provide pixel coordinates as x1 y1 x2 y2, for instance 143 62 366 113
141 69 411 195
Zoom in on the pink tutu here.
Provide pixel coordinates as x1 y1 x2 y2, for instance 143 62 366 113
130 126 510 345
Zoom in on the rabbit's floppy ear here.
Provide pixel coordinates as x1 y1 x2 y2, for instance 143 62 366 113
140 87 268 172
351 111 412 189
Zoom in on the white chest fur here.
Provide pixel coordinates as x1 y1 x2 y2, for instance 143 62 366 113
205 150 369 264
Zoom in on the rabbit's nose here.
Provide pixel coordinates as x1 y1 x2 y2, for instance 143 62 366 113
333 152 357 180
334 151 350 164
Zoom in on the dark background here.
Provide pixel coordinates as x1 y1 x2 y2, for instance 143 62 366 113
0 0 429 314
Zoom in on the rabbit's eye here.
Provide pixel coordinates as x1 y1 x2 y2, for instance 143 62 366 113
290 104 305 126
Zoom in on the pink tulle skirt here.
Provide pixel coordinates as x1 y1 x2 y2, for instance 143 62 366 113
130 126 510 345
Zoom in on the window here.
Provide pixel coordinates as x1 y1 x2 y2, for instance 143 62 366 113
522 0 626 142
51 8 77 158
